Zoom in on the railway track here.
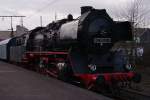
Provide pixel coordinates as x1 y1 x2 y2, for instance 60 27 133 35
116 89 150 100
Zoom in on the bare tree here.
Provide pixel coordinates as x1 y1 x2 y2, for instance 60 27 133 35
116 0 150 37
113 0 150 64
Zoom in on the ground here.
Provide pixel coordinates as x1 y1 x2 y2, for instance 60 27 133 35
134 65 150 96
0 61 111 100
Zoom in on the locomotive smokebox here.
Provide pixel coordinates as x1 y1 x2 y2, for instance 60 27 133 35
81 6 93 14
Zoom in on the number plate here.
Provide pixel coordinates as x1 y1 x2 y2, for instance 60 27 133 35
93 38 111 43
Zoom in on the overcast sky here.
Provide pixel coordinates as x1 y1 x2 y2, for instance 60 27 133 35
0 0 149 30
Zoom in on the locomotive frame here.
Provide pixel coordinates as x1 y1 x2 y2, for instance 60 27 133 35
21 49 137 90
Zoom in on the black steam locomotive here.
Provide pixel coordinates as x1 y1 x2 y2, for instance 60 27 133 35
27 6 132 53
0 6 140 90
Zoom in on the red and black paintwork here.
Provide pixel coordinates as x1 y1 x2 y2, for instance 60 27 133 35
22 50 139 90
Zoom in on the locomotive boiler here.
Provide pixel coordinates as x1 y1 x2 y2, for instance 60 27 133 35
27 6 132 54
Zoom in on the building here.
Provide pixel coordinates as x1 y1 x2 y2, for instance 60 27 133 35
0 25 28 41
138 28 150 66
140 29 150 43
0 31 16 41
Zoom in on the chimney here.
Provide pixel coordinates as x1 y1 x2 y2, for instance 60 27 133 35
81 6 93 15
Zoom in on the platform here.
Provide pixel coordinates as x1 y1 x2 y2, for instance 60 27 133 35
0 61 112 100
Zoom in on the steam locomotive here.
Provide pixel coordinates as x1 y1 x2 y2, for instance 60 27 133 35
0 6 141 90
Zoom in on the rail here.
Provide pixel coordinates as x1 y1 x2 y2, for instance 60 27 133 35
116 89 150 100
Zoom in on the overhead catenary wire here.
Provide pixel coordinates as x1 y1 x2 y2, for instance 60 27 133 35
27 0 60 20
0 0 60 30
24 0 60 29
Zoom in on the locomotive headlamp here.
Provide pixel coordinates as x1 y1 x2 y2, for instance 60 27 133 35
88 64 97 71
125 64 132 71
57 62 66 70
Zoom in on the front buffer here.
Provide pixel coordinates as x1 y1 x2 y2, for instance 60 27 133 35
74 72 140 90
69 51 141 91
